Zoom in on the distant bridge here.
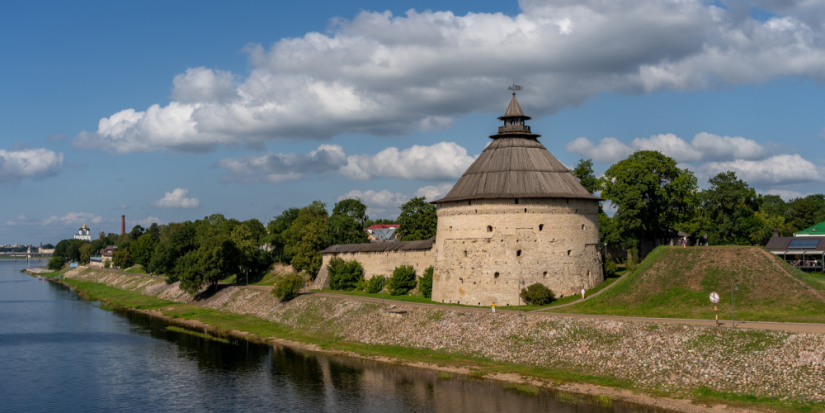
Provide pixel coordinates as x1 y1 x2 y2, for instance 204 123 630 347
0 252 53 261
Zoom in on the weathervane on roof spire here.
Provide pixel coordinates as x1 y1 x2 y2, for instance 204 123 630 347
508 82 523 96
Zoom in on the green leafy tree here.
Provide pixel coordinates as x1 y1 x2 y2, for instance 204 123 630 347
129 225 145 239
48 256 64 271
572 159 600 195
232 219 270 283
397 197 437 241
366 275 385 293
327 258 364 291
112 248 133 268
78 243 94 264
267 208 300 263
601 150 697 260
54 239 86 262
271 273 304 302
131 233 158 268
176 233 240 295
788 195 825 232
700 172 758 245
520 283 554 305
329 199 369 245
152 222 197 279
419 266 434 298
388 265 417 296
283 201 329 277
147 223 160 241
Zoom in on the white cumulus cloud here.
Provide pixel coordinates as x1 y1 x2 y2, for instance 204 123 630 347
217 142 475 182
414 183 454 200
151 188 200 208
42 212 105 226
566 133 768 164
340 142 475 181
217 144 347 183
0 147 64 184
72 1 825 153
763 189 809 201
698 154 823 186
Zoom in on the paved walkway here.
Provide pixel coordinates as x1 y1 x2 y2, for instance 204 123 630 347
243 285 825 334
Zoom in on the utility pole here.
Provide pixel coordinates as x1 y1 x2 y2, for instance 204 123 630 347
731 282 739 328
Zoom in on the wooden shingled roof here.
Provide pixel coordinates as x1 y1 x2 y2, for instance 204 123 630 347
321 238 435 254
433 95 600 204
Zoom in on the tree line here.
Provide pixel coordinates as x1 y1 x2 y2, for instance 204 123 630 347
49 197 438 294
572 150 824 264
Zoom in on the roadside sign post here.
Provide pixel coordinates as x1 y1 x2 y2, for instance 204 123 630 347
731 282 739 328
709 292 720 327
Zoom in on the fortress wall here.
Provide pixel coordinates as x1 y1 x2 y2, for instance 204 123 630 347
432 198 603 306
315 248 435 289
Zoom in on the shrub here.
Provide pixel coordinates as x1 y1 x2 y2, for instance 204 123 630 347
366 275 385 293
519 283 555 305
604 258 618 278
327 258 364 291
47 256 64 271
388 265 417 296
271 273 304 302
104 261 111 269
419 266 434 298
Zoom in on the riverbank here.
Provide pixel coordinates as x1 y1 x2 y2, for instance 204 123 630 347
46 267 825 413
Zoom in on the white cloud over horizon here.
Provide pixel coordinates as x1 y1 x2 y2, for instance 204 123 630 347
71 1 825 154
150 188 200 209
0 147 64 184
337 182 454 218
218 141 476 183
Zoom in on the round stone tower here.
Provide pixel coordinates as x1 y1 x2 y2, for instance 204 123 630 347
431 92 603 306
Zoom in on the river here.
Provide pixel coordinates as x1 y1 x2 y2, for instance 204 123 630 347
0 261 675 412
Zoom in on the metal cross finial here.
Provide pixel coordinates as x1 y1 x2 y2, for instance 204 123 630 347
508 82 523 96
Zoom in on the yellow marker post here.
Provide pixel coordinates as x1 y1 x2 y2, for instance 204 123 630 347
491 303 495 313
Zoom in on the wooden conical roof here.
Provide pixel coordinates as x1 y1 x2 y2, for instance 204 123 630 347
433 96 600 204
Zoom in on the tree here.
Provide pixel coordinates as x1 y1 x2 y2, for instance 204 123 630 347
397 197 437 241
700 172 758 245
283 201 329 277
152 222 197 278
231 219 271 283
54 239 86 262
175 233 240 295
131 233 158 268
129 225 145 239
112 248 133 269
271 273 304 301
147 223 161 241
601 150 697 260
419 266 434 298
388 265 417 296
78 243 95 264
48 256 64 271
267 208 300 263
788 195 825 232
327 258 364 291
572 159 600 195
328 199 369 245
520 283 554 305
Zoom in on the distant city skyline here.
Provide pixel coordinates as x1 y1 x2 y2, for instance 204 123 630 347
2 0 824 244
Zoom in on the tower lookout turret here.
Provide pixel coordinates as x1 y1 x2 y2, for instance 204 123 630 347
430 89 603 306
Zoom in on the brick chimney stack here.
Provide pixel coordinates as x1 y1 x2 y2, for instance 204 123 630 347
121 215 126 235
773 228 780 238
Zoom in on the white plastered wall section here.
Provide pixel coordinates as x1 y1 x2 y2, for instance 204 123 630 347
431 198 603 306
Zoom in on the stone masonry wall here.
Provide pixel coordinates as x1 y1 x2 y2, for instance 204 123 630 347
314 248 435 289
432 198 602 306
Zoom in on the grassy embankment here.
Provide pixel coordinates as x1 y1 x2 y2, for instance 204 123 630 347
41 268 825 412
550 246 825 323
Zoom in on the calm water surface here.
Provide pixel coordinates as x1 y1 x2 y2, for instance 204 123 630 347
0 261 673 412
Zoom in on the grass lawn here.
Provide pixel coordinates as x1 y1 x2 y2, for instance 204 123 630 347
551 246 825 323
125 266 148 274
252 272 280 286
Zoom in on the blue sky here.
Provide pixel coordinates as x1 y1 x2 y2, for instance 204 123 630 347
2 0 824 245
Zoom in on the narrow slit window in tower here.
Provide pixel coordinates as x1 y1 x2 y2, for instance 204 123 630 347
487 225 493 232
543 271 548 277
539 224 544 231
517 250 522 257
494 272 500 278
567 250 571 256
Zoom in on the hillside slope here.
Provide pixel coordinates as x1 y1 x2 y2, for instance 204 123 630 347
551 246 825 323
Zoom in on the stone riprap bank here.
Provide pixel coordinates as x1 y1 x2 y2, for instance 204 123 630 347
64 267 825 404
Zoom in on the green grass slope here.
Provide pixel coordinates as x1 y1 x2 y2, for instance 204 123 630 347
550 246 825 323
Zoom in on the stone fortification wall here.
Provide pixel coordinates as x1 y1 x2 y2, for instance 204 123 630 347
432 198 602 306
314 248 435 289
